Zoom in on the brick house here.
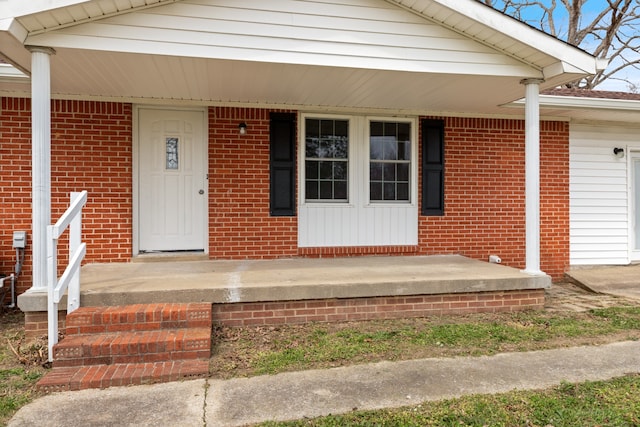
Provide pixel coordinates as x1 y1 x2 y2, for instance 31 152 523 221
0 0 604 324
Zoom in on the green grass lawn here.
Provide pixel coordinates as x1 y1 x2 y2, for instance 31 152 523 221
259 375 640 426
0 310 47 426
3 304 640 425
211 306 640 378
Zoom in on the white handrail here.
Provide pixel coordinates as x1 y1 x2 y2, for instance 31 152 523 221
47 191 88 362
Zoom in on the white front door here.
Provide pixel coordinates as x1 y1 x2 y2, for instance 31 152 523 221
632 152 640 261
137 108 207 252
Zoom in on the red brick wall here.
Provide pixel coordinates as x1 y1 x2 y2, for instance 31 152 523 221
540 121 570 279
0 98 32 298
212 289 545 327
418 118 569 279
208 107 298 258
208 109 569 279
0 98 133 296
1 100 568 300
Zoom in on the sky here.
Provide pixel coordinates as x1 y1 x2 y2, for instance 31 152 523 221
497 0 640 92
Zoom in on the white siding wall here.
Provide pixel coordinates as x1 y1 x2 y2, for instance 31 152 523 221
26 0 534 76
570 123 639 265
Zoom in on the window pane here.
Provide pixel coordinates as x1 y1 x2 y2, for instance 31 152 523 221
333 137 348 158
335 120 348 138
397 183 409 201
306 118 319 137
334 162 348 180
319 181 333 199
370 121 383 137
166 137 179 170
370 163 383 181
370 182 382 201
398 123 410 142
384 183 395 200
383 163 396 181
384 122 396 137
306 181 318 200
397 163 409 181
383 138 397 160
370 138 383 160
398 141 411 160
319 161 333 179
321 120 334 138
334 181 348 199
306 161 318 180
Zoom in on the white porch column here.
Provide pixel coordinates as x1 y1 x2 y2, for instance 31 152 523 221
27 46 56 292
521 78 545 276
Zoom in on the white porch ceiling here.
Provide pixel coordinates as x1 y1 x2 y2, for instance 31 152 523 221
6 50 544 114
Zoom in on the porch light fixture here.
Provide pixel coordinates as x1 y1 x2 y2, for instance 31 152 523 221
239 122 247 135
613 147 625 158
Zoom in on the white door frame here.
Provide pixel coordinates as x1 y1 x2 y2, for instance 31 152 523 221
132 105 208 255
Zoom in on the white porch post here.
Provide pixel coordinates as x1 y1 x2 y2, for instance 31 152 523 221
521 78 545 276
27 46 56 292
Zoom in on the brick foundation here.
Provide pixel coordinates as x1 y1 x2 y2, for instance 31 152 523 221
24 289 544 335
24 311 66 339
211 289 546 327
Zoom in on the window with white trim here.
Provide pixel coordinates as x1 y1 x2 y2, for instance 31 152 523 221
304 118 349 201
369 121 411 202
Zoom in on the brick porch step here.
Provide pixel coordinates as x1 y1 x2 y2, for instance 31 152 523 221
64 303 212 335
37 303 212 392
37 360 210 393
52 328 211 367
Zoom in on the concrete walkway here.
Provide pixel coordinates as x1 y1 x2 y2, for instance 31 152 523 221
9 341 640 427
566 264 640 300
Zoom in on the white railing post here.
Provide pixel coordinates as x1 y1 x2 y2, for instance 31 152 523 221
68 192 83 312
46 223 57 363
47 191 88 362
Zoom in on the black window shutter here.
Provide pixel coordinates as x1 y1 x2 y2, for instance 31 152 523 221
270 113 297 216
421 119 445 216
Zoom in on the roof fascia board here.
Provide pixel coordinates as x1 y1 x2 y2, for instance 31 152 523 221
0 1 92 18
389 0 600 77
0 17 28 41
508 95 640 113
539 95 640 112
0 18 31 75
4 0 181 36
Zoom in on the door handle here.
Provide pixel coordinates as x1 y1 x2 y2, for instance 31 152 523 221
198 189 205 195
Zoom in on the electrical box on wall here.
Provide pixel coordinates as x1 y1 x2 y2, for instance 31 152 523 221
12 231 26 249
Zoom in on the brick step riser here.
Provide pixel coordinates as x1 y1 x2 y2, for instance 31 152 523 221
52 330 211 367
53 349 211 368
37 360 210 393
64 303 212 336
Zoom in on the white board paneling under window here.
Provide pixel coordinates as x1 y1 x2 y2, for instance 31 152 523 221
298 114 418 247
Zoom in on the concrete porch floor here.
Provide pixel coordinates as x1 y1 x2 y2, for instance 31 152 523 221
76 255 549 307
18 255 551 311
